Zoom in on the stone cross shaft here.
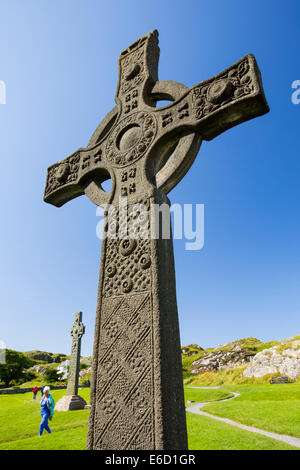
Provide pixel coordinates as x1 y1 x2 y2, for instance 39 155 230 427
44 31 269 450
67 312 85 396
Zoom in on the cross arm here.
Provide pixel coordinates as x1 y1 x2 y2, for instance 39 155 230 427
43 144 111 207
151 54 269 144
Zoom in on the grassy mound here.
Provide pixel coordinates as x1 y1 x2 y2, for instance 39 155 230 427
203 383 300 438
184 365 289 387
182 334 300 385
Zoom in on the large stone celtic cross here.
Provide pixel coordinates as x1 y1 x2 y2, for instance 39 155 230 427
44 30 269 450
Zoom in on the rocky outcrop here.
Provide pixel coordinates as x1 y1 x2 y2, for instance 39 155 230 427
79 366 92 380
57 360 69 380
243 344 300 381
54 354 67 363
26 364 51 376
182 345 203 356
215 337 262 352
187 344 203 351
25 351 54 363
190 348 255 374
185 350 200 357
24 351 67 363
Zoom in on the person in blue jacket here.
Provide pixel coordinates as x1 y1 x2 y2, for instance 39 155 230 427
39 386 55 436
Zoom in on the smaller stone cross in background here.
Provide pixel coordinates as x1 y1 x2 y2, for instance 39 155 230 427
67 312 85 396
55 312 88 411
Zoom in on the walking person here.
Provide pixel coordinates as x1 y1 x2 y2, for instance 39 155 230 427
32 385 39 400
39 386 55 437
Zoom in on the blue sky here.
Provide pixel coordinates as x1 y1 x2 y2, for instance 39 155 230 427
0 0 299 356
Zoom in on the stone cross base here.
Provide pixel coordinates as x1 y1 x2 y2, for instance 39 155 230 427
54 395 87 411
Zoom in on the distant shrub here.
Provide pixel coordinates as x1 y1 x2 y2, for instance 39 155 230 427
24 371 38 382
81 378 91 386
0 350 35 387
44 368 63 383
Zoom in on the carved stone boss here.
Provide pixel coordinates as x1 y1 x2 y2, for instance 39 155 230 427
44 31 269 449
67 311 85 396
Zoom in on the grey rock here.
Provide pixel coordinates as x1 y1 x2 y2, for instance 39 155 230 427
57 360 70 380
26 364 51 377
79 366 92 380
191 349 255 374
26 352 54 363
243 345 300 381
186 351 199 357
270 376 290 384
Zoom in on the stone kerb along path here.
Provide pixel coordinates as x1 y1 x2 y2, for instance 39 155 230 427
185 386 300 449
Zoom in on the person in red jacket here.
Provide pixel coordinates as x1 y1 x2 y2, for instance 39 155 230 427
33 386 39 400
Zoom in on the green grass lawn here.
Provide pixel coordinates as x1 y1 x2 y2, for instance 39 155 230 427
202 383 300 439
186 412 298 450
0 385 299 450
0 388 91 449
184 387 234 404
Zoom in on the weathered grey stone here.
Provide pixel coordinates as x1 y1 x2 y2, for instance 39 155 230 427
187 344 203 350
25 351 67 363
79 366 92 381
26 364 49 376
243 345 300 381
54 394 87 411
44 31 269 450
190 348 255 374
55 313 86 411
25 351 54 363
270 376 289 384
66 312 85 396
57 359 70 380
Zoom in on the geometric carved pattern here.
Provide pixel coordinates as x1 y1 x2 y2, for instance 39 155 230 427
192 57 254 120
105 112 157 168
44 30 269 450
103 199 152 298
119 41 146 96
92 292 154 450
44 152 80 196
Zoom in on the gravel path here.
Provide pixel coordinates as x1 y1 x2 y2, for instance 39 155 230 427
186 386 300 449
